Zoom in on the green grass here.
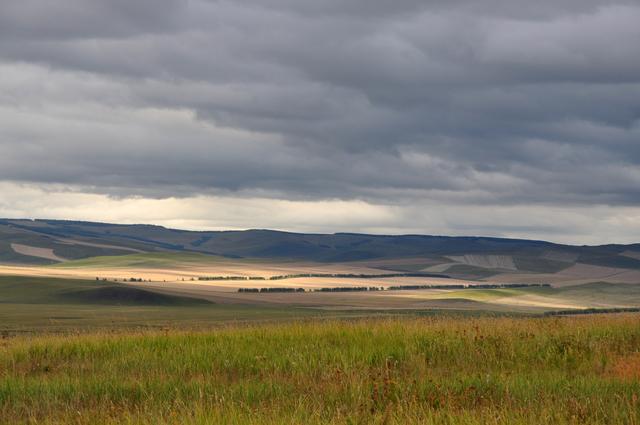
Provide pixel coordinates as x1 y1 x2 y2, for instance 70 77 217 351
0 303 330 334
1 315 640 424
2 275 640 423
434 288 524 301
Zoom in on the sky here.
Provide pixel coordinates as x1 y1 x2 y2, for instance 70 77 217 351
1 0 639 245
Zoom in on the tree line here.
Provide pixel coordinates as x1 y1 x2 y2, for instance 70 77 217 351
236 283 550 293
201 272 450 281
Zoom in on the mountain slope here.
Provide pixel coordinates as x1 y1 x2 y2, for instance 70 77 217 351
1 219 640 274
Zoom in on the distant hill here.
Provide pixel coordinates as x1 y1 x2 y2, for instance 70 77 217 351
0 275 211 306
1 219 640 274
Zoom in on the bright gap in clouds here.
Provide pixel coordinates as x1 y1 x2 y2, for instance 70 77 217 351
1 182 640 246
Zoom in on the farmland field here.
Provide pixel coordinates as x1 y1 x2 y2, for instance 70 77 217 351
0 276 329 334
3 273 640 330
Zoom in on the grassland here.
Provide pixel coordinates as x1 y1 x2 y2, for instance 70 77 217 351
2 269 640 423
0 276 330 334
3 249 640 293
3 224 640 423
1 315 640 424
3 273 640 334
5 275 484 334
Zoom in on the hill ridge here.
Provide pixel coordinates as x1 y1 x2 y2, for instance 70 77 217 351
1 219 639 272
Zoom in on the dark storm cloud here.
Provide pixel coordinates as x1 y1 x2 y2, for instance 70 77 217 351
0 0 187 39
0 0 639 207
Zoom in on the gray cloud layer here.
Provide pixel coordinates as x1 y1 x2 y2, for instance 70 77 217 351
1 0 640 240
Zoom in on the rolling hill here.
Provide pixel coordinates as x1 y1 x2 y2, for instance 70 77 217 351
1 220 640 326
0 275 211 306
1 219 640 278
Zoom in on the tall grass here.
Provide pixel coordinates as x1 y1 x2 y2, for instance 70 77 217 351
1 314 640 424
